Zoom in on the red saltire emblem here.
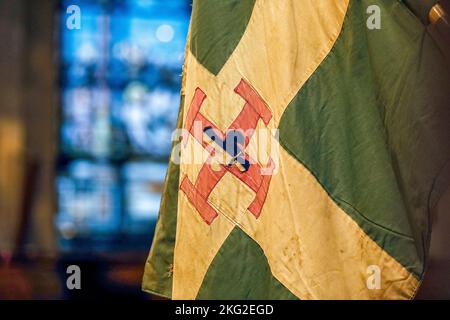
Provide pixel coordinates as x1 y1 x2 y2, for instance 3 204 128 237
180 79 275 225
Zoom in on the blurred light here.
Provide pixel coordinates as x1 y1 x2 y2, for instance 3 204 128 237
59 222 77 240
155 24 175 43
76 42 98 63
124 81 148 102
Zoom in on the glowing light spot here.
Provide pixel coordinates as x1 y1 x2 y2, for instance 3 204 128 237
156 24 174 43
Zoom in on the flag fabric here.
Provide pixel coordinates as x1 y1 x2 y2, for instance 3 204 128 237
143 0 450 299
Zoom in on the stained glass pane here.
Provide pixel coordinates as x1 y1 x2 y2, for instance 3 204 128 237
57 161 121 236
57 0 190 248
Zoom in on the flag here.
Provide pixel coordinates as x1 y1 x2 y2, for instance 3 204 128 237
143 0 450 299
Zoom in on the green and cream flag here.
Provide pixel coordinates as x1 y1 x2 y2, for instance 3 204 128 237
143 0 450 299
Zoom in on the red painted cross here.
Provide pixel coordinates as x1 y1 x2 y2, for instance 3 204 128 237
180 78 275 225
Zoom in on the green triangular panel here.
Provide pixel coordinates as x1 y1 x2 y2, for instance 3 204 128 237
278 0 450 278
196 227 298 300
190 0 256 75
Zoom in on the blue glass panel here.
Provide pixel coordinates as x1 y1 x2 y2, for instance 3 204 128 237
121 162 168 232
60 0 189 159
110 84 179 157
56 161 121 238
61 86 112 157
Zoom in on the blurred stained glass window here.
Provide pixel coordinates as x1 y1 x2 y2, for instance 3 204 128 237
57 0 190 250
